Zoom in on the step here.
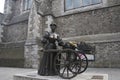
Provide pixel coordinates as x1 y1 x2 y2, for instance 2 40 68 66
14 71 108 80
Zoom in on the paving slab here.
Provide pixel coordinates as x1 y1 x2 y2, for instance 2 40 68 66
0 67 35 80
14 71 108 80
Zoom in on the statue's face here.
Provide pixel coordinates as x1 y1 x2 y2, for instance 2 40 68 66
50 25 57 32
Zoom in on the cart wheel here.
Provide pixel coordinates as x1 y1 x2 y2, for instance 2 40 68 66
54 51 77 79
77 52 88 74
69 52 88 74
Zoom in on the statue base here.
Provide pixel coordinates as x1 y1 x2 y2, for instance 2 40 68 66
14 71 108 80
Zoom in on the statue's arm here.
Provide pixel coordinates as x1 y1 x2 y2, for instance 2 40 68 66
57 36 64 46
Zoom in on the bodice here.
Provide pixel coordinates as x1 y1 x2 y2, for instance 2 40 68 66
48 33 58 43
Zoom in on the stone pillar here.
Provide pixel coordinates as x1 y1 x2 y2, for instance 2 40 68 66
24 0 55 68
24 0 43 68
4 0 13 14
3 0 14 23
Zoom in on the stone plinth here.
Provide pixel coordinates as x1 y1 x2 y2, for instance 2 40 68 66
14 71 108 80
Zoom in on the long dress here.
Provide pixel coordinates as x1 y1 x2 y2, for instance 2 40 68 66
38 32 63 76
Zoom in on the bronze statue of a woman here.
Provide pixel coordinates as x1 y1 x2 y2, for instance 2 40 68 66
38 23 64 76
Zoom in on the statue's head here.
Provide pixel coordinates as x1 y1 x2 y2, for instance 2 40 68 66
50 23 57 32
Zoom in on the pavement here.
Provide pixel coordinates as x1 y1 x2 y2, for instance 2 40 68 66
0 67 120 80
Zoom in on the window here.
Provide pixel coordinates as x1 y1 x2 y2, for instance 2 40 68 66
65 0 102 10
83 0 91 6
23 0 32 11
73 0 81 8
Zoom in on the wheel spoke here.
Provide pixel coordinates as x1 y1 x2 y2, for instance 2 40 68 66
71 64 76 70
61 66 66 76
61 54 66 60
67 67 69 77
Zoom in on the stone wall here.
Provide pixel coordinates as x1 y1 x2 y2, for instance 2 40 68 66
55 5 120 38
0 25 4 42
4 0 13 14
0 0 30 68
2 21 28 42
89 41 120 68
4 0 27 16
108 0 120 6
37 0 52 15
13 0 22 16
2 0 29 42
0 42 25 67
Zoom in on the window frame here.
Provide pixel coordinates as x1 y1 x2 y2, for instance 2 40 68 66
64 0 102 11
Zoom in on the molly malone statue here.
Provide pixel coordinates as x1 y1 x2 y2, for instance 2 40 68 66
38 23 64 76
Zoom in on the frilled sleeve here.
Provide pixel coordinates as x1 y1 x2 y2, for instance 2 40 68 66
57 35 64 46
41 31 50 44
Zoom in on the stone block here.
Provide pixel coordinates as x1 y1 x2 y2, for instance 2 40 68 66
14 71 108 80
